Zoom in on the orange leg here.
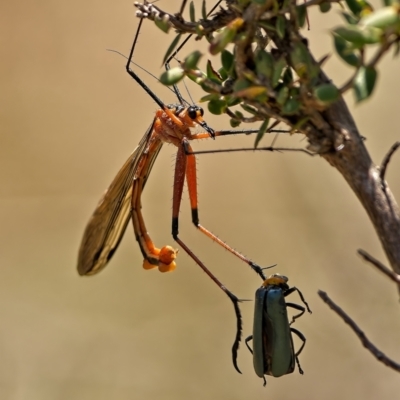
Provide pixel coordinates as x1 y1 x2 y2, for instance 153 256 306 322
131 136 178 273
170 139 243 372
177 138 267 280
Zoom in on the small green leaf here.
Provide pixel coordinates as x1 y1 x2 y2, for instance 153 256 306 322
345 0 363 16
218 67 228 80
160 67 185 85
252 0 267 4
254 119 270 148
296 5 307 28
276 86 289 105
319 2 332 13
208 98 227 115
282 98 301 114
240 104 258 115
333 25 382 46
233 78 252 92
282 67 294 84
353 66 377 102
290 42 312 77
154 17 171 33
276 15 286 39
183 51 203 70
186 69 206 84
333 34 360 66
289 87 300 97
258 21 276 31
230 118 241 128
340 11 360 24
272 57 286 88
233 86 267 99
313 84 340 105
202 0 207 20
382 0 398 5
189 1 196 22
255 50 274 79
200 80 221 94
162 34 182 65
357 0 374 15
209 18 243 55
209 27 236 54
234 111 244 119
226 96 241 106
221 50 235 73
199 93 220 102
361 6 400 30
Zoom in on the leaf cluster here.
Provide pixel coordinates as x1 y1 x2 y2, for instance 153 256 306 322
135 0 400 150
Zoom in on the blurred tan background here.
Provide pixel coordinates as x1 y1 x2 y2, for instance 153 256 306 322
1 1 400 399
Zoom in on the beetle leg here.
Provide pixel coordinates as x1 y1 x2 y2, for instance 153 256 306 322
245 335 254 354
284 286 312 313
263 376 267 386
290 327 306 375
286 302 306 325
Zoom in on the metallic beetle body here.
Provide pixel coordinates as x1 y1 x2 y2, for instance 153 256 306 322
253 285 296 377
246 274 310 385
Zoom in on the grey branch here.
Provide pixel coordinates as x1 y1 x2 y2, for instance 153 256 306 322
380 141 400 182
358 249 400 287
318 290 400 373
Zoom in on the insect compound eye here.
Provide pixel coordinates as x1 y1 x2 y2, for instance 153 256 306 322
187 106 204 119
187 106 197 120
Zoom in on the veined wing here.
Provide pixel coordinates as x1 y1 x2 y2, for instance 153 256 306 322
77 121 160 275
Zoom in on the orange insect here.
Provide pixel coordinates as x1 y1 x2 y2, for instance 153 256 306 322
77 16 270 372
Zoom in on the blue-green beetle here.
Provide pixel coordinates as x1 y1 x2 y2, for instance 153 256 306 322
245 273 311 385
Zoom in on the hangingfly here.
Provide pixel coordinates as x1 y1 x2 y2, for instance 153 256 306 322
77 14 268 372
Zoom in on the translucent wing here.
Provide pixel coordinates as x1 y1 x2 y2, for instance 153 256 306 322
77 121 161 275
